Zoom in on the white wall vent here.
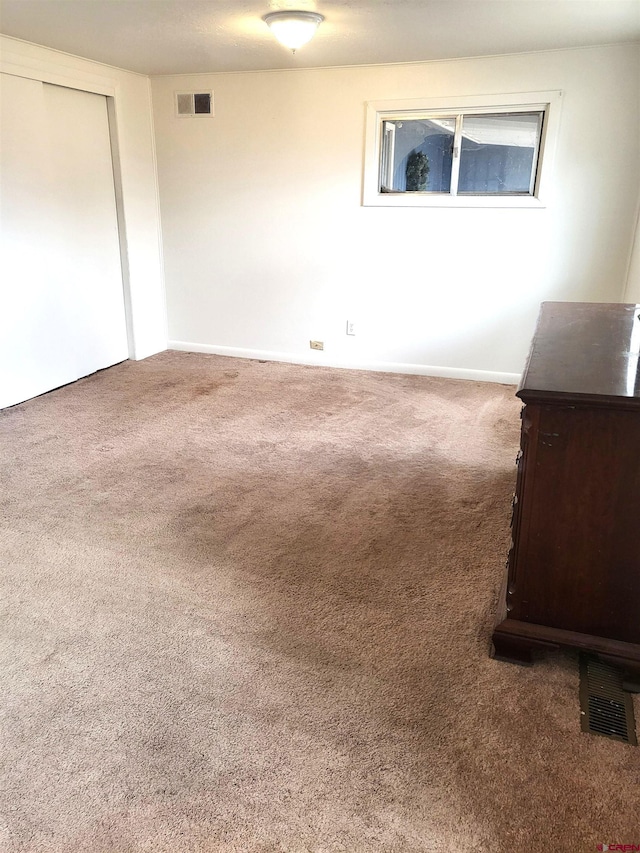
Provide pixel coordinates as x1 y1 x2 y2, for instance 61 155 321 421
175 91 213 117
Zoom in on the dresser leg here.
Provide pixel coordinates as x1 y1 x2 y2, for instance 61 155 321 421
622 676 640 694
598 655 640 693
491 633 535 666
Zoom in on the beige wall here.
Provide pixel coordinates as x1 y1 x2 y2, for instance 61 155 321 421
624 209 640 304
1 35 167 360
152 44 640 381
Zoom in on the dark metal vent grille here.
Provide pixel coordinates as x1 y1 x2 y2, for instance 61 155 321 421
579 654 637 745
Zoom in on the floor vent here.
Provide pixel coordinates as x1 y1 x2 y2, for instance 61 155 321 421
579 654 637 745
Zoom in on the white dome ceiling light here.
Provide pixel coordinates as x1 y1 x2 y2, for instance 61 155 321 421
263 10 324 53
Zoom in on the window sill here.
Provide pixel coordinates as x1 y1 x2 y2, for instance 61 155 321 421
362 192 547 209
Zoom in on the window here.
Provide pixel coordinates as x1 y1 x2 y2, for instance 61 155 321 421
363 91 561 208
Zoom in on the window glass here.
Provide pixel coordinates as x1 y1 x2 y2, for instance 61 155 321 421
458 112 543 195
381 118 456 193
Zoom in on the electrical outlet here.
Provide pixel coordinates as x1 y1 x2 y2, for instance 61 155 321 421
346 321 356 336
310 340 324 351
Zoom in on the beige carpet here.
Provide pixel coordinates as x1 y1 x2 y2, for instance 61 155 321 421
0 352 638 853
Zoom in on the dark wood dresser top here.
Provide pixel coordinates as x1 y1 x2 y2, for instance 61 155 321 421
518 301 640 408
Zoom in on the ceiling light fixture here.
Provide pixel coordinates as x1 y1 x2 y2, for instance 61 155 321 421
263 10 324 53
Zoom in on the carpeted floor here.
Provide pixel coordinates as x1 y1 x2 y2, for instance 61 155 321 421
0 351 638 853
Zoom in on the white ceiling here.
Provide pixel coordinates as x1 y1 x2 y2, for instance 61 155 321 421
1 0 639 76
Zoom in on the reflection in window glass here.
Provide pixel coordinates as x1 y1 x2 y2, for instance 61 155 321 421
380 118 456 193
458 112 543 194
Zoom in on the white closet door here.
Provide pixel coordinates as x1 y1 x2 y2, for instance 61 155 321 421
42 83 128 379
0 74 77 408
0 75 128 410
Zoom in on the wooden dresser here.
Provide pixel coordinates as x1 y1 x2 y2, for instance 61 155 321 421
492 301 640 681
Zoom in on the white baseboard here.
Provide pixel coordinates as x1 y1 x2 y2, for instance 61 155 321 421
168 340 521 386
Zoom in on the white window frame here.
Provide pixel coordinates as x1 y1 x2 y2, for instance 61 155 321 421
362 90 562 208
